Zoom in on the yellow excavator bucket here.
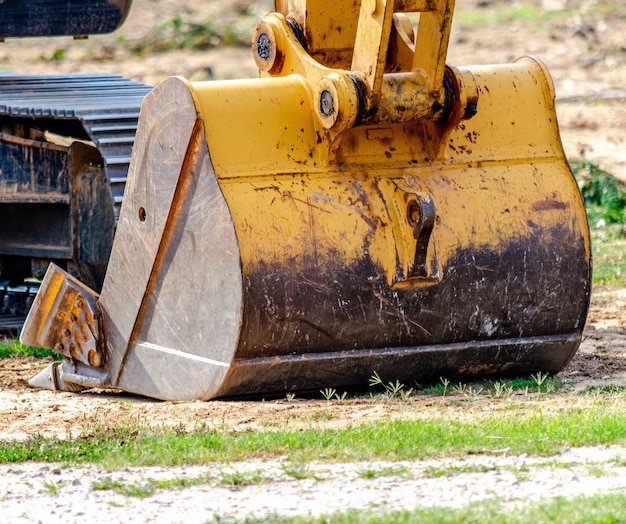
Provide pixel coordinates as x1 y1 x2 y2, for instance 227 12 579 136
21 0 591 400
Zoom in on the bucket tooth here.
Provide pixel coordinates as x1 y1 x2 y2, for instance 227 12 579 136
28 362 88 393
21 263 109 391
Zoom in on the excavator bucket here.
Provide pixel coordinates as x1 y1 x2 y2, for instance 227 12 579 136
21 0 591 400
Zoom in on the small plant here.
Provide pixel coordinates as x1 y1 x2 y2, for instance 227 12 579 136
319 389 348 402
386 380 405 397
453 382 467 395
281 461 323 481
43 480 64 494
439 377 450 396
398 388 413 401
320 388 336 400
219 469 267 487
358 465 412 479
369 371 413 400
285 392 296 402
319 388 347 401
489 381 514 399
465 385 484 399
92 477 156 498
335 391 348 401
532 371 548 391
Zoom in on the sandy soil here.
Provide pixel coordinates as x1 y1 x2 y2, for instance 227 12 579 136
3 446 626 523
0 0 624 440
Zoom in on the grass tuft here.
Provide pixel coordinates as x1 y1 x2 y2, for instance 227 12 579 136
571 159 626 226
358 464 412 480
590 224 626 286
0 339 61 360
129 14 251 55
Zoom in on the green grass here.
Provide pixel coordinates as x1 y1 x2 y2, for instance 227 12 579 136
0 339 61 360
572 159 626 226
92 464 317 498
1 402 625 467
590 225 626 286
282 461 324 480
91 469 229 497
580 384 626 396
418 374 566 397
224 492 626 523
423 463 496 478
219 468 268 487
129 13 251 55
454 4 567 24
569 159 626 287
92 477 157 498
357 464 413 480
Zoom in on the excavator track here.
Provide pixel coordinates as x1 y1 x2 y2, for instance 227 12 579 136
0 72 152 334
0 72 152 218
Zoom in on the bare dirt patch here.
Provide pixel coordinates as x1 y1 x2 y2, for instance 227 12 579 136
0 0 624 440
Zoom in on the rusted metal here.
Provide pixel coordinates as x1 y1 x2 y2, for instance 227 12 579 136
24 263 102 366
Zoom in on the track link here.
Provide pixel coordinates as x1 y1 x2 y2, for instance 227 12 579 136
0 72 152 332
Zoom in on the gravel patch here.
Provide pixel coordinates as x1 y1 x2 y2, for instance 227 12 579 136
2 446 626 523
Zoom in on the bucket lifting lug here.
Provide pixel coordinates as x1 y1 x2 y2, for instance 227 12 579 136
407 195 436 279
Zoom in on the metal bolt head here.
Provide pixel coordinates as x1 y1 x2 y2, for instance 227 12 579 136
252 19 283 74
319 90 335 118
256 32 272 62
315 74 359 130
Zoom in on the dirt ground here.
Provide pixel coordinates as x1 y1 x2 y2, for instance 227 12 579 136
0 0 625 441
